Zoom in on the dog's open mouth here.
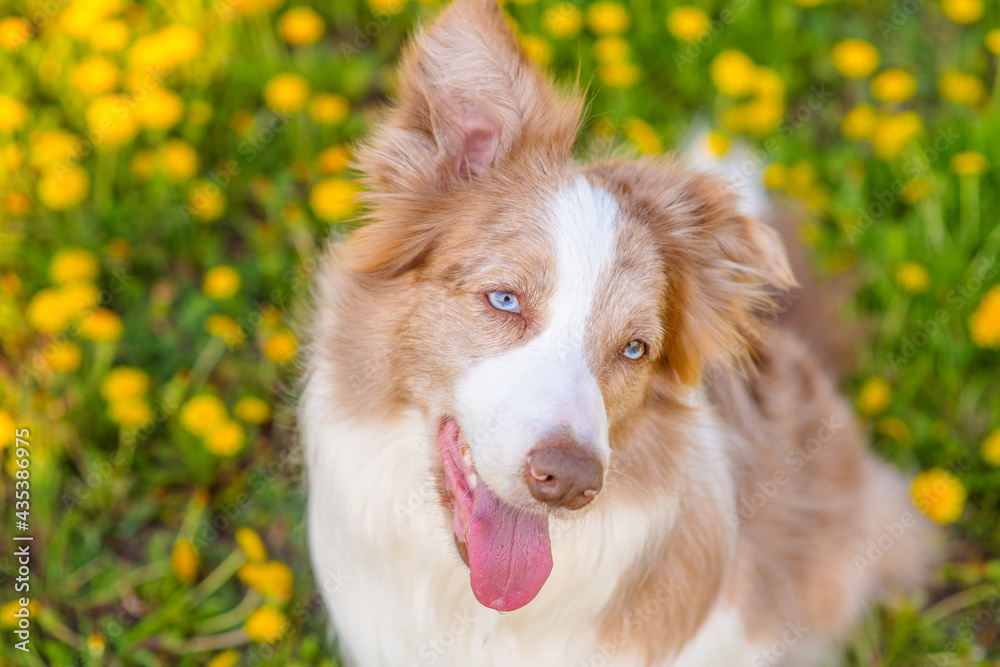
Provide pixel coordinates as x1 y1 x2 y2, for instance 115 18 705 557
437 417 553 612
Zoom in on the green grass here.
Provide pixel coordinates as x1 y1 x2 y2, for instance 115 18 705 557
1 0 999 664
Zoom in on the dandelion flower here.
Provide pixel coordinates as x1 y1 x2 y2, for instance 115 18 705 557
179 395 227 436
871 111 922 159
236 527 268 561
279 7 325 46
204 420 245 456
136 89 184 129
941 0 982 23
317 145 350 174
911 468 965 524
50 248 99 284
842 104 878 141
263 329 297 363
87 95 138 149
542 3 583 38
666 7 710 41
171 539 199 584
207 650 240 667
308 93 349 125
950 151 989 176
968 285 1000 348
593 36 630 62
310 178 358 222
90 20 129 51
900 177 933 205
0 96 28 131
160 140 200 182
189 181 226 222
38 167 90 211
987 30 1000 56
235 397 271 424
623 118 661 155
27 289 75 334
599 61 639 88
264 73 310 113
205 314 246 347
831 39 880 79
79 309 124 343
895 262 930 293
101 367 151 401
856 376 891 416
238 561 294 601
520 34 552 66
710 50 757 98
981 430 1000 467
108 397 153 427
245 606 289 644
871 69 916 103
202 266 241 300
586 2 629 35
71 57 119 95
0 17 32 51
939 70 984 105
48 342 82 373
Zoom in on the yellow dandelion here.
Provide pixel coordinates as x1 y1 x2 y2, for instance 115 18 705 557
202 266 241 300
0 17 33 51
831 39 880 79
47 342 83 373
842 104 878 141
309 94 349 125
666 7 710 41
60 282 101 313
941 0 982 23
171 539 199 584
0 96 28 131
238 561 294 601
981 430 1000 467
586 2 629 35
179 394 227 436
79 309 124 343
4 191 30 216
106 238 131 260
366 0 405 13
87 632 106 656
279 6 325 46
0 600 39 627
871 69 916 103
205 314 246 347
29 129 80 170
939 70 984 105
188 100 214 125
856 376 891 416
969 285 1000 348
235 397 272 424
264 73 310 113
707 131 730 157
895 262 930 293
245 606 289 644
108 397 153 427
233 0 285 16
911 468 965 524
900 176 933 205
72 57 119 95
236 527 268 561
38 167 90 211
876 415 911 441
160 140 200 182
520 34 552 66
101 367 151 402
871 111 922 159
950 151 989 176
623 117 661 155
317 145 350 174
91 20 129 51
87 95 138 149
310 178 358 222
764 164 787 190
60 0 123 37
593 36 630 62
207 650 240 667
128 25 203 72
136 89 184 130
599 61 640 88
263 329 297 363
542 3 583 39
0 410 14 452
204 420 246 456
189 181 226 222
50 248 99 284
710 49 757 98
792 0 822 6
131 150 154 181
987 29 1000 56
27 289 74 334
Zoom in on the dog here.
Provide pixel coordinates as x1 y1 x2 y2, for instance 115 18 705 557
298 1 931 664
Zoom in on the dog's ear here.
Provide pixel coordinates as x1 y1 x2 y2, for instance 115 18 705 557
347 0 582 276
588 159 797 386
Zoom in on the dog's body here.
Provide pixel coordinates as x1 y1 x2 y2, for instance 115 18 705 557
300 1 929 665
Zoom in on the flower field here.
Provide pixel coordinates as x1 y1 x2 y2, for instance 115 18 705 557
0 0 999 664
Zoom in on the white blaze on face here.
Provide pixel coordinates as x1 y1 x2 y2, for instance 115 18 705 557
454 176 618 505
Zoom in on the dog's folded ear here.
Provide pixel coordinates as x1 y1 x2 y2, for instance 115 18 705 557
358 0 581 193
588 159 797 386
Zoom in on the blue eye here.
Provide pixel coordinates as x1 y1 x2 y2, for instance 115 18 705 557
487 291 520 313
621 340 646 360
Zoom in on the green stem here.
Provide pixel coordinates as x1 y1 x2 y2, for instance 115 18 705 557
195 590 262 634
922 582 999 626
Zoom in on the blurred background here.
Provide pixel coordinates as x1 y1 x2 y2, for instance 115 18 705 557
1 0 999 663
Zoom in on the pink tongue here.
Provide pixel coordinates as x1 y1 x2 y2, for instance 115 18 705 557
467 479 552 612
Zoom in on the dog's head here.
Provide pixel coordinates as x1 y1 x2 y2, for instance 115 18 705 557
344 0 794 612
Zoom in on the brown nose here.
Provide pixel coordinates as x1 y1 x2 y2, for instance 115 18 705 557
525 439 603 510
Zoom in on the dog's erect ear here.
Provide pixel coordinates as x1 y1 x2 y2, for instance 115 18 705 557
358 0 581 193
587 159 797 386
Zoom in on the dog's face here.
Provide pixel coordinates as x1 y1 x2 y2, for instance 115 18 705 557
345 0 793 612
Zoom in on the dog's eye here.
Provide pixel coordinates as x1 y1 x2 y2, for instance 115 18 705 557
486 291 520 314
621 340 646 360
